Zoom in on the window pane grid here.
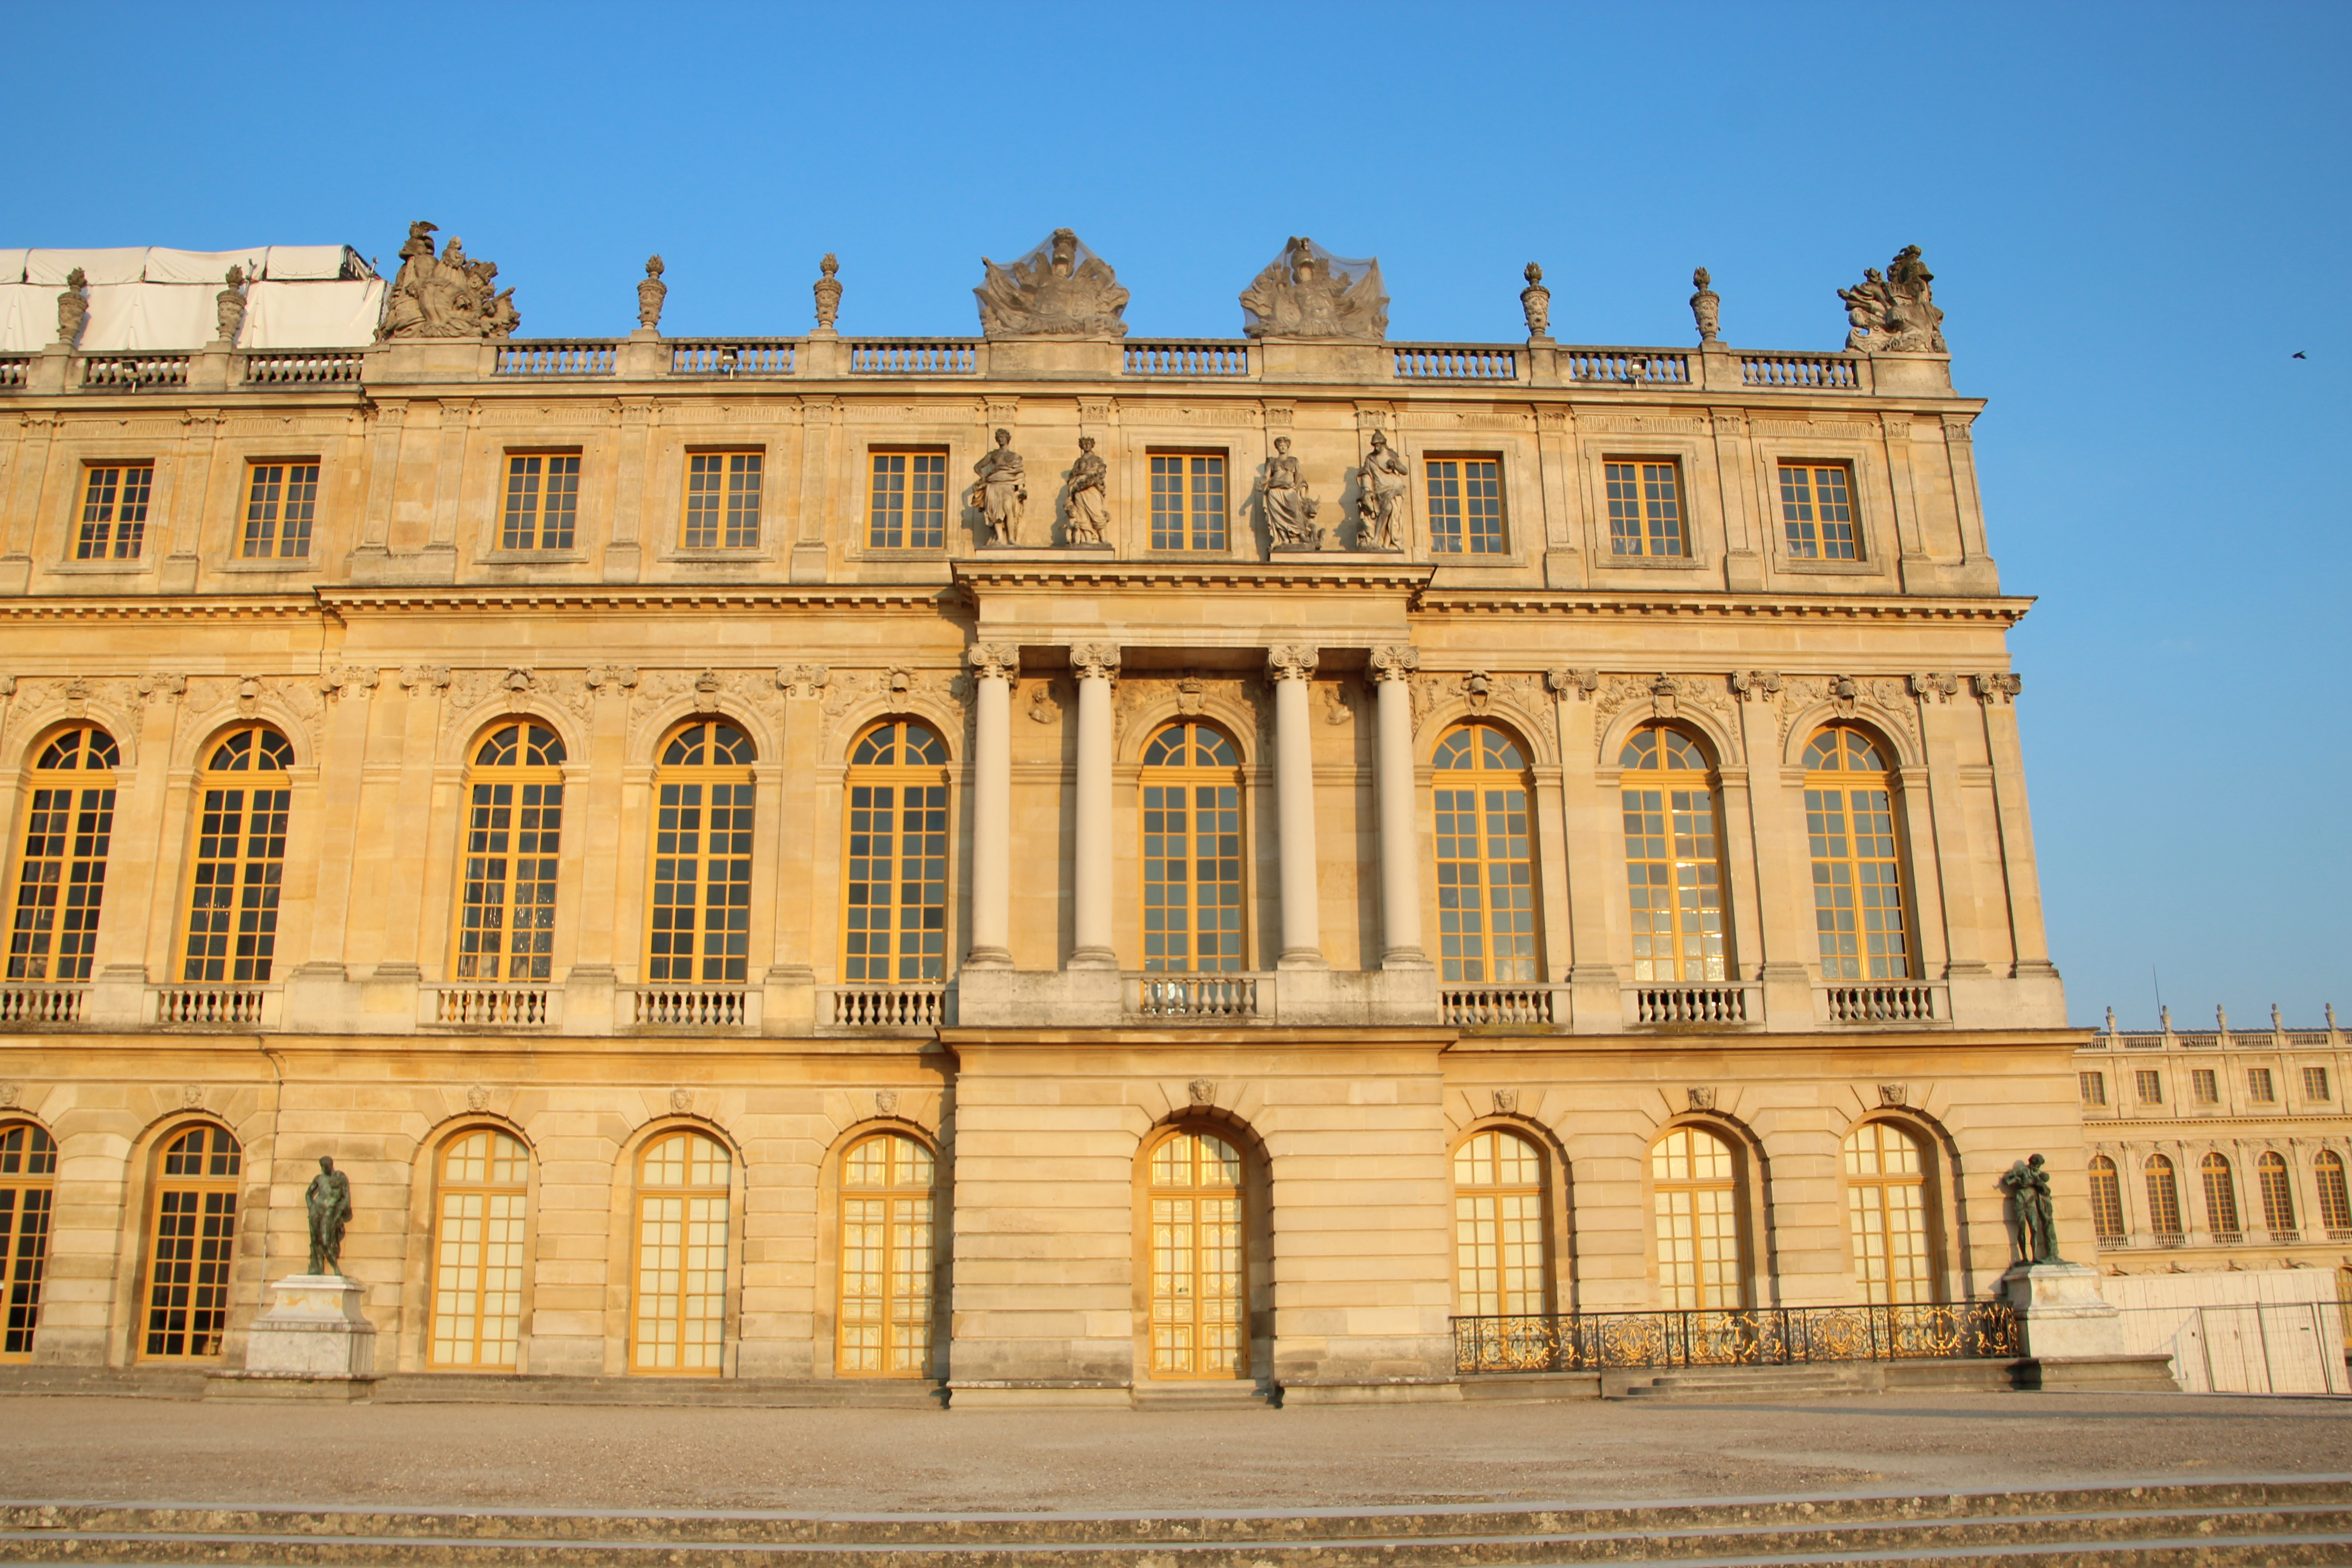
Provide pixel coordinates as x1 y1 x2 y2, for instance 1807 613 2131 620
633 1132 730 1373
1150 455 1226 551
1432 724 1539 984
1605 461 1683 558
241 462 319 559
181 727 293 984
685 453 762 550
430 1130 529 1368
0 1125 57 1357
1426 459 1504 555
647 724 755 984
501 455 580 552
455 725 567 982
1147 1132 1245 1379
2145 1156 2182 1237
1651 1128 1743 1310
1842 1123 1931 1305
1453 1130 1547 1316
10 727 118 983
2089 1157 2127 1241
1619 726 1726 983
143 1127 240 1359
78 465 153 560
868 452 947 549
1778 463 1857 561
837 1132 936 1377
841 722 952 983
1803 729 1910 981
1140 724 1245 973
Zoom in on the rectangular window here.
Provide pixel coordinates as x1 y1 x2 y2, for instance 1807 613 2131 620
500 454 581 551
2248 1067 2276 1102
1149 454 1227 551
1778 462 1859 561
77 465 153 561
2134 1070 2163 1104
2079 1072 2106 1106
240 462 320 559
2306 1066 2332 1102
1604 460 1684 557
1426 458 1504 554
683 452 762 550
867 451 947 549
2190 1068 2219 1105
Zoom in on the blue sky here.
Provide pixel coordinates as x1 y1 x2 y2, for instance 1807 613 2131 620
6 2 2345 1027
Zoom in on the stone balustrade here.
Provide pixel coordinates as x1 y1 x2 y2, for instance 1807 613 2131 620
243 351 364 386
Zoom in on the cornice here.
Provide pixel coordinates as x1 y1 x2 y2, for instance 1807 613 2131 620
953 560 1435 594
1412 589 2036 625
318 585 959 615
0 594 320 621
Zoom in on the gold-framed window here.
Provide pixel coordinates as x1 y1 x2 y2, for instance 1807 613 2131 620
454 724 566 981
2145 1153 2182 1237
429 1128 529 1368
2135 1069 2163 1104
1651 1127 1743 1310
632 1129 730 1374
500 453 581 551
646 721 754 985
2306 1067 2333 1102
2201 1152 2240 1238
9 725 118 982
842 721 951 984
867 451 947 549
1149 453 1226 551
181 725 293 983
2247 1067 2276 1102
2079 1072 2106 1106
1778 462 1859 561
1 1122 57 1359
836 1130 935 1377
1453 1128 1547 1317
1426 458 1504 554
2190 1068 2220 1105
2089 1155 2126 1242
2258 1151 2297 1235
1140 722 1244 973
2316 1150 2352 1234
1803 726 1910 981
1145 1128 1246 1379
1843 1122 1931 1305
240 461 320 559
143 1124 240 1359
1603 460 1684 557
76 464 152 561
683 451 762 550
1433 722 1538 984
1618 725 1725 983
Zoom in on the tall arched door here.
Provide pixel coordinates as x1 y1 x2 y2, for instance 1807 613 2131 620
836 1131 936 1377
632 1130 730 1374
1144 1128 1247 1380
143 1124 241 1359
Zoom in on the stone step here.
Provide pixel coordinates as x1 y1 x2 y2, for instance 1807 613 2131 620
0 1483 2344 1566
369 1373 948 1408
1613 1363 1882 1400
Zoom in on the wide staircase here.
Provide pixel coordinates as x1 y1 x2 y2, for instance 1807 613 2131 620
3 1481 2349 1566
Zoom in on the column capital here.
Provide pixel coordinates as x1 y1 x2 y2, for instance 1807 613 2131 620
967 643 1021 682
1266 644 1319 683
1367 644 1419 682
1070 642 1121 682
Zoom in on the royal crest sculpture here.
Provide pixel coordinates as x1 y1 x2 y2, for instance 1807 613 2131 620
975 229 1129 338
1239 236 1388 341
378 220 521 342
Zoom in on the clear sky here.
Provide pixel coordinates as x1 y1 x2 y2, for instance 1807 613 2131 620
5 1 2345 1029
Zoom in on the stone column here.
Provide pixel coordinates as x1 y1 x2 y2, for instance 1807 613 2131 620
966 644 1019 970
1069 643 1120 969
1267 644 1324 970
1369 645 1426 969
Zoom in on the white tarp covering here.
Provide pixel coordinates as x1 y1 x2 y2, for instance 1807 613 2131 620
80 283 216 352
241 278 384 348
26 248 148 285
0 251 27 284
263 245 362 280
0 284 52 351
142 247 268 285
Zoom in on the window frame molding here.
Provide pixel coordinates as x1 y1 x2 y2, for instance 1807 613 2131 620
234 456 325 564
1585 447 1707 569
174 722 300 985
488 447 588 559
446 721 572 985
5 722 123 984
135 1118 244 1362
836 718 956 986
662 445 774 563
1140 446 1236 558
615 1119 743 1378
0 1116 59 1361
854 444 956 558
1419 448 1516 561
1642 1115 1766 1313
827 1122 943 1380
1447 1117 1569 1319
422 1122 537 1371
1128 1115 1269 1384
1836 1112 1954 1304
55 455 162 575
1767 455 1881 573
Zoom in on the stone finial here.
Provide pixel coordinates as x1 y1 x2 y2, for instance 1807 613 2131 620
215 266 249 346
1837 245 1945 355
2160 1004 2173 1032
637 256 667 331
56 267 89 347
1690 267 1720 343
2329 1003 2339 1032
813 254 843 334
2104 1006 2117 1034
2217 1005 2230 1034
1519 263 1552 343
2273 1003 2284 1032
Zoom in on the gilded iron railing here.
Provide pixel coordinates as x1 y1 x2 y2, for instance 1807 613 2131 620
1452 1300 2019 1373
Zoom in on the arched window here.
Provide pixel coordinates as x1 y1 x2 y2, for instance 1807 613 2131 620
2317 1150 2352 1235
182 725 293 983
1651 1127 1744 1310
2257 1151 2297 1237
843 720 951 984
632 1130 730 1373
1843 1122 1932 1304
2089 1155 2126 1243
9 725 118 981
2145 1154 2182 1239
454 725 566 981
1802 726 1910 980
647 722 755 985
430 1129 529 1368
837 1130 935 1377
144 1124 240 1358
1 1123 57 1358
2201 1152 2240 1239
1145 1128 1246 1379
1453 1128 1548 1316
1432 722 1538 983
1140 723 1245 973
1617 726 1725 983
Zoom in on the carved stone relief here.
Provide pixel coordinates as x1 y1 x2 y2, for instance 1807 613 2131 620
975 230 1129 338
1239 237 1387 341
378 220 520 342
1837 245 1946 355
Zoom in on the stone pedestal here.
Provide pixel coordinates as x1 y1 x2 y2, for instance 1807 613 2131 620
2001 1261 2123 1357
210 1274 376 1400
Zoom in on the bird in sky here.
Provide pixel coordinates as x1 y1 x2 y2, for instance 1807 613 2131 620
2293 351 2308 359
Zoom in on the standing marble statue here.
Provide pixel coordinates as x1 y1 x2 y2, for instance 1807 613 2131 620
1261 436 1321 548
216 266 249 346
1063 437 1110 545
1838 245 1945 354
637 256 666 331
306 1154 352 1276
1519 264 1551 341
1354 429 1410 550
975 429 1027 546
975 229 1129 337
1240 237 1388 341
2000 1153 2061 1265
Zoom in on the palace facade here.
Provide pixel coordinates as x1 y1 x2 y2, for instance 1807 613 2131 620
0 233 2087 1401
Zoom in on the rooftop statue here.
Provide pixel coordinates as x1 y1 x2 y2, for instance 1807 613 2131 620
1837 244 1945 354
975 229 1129 338
1240 236 1388 341
379 220 522 342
